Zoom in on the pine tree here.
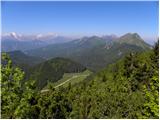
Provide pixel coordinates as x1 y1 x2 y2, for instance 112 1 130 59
1 53 39 118
142 41 159 118
1 53 24 118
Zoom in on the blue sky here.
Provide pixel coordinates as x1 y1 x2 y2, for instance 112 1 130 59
1 1 159 43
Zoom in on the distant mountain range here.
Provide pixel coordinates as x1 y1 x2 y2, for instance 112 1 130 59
25 33 151 71
3 32 152 52
4 32 152 89
4 33 151 71
1 32 75 52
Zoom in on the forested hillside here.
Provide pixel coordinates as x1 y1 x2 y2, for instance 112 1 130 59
7 50 45 66
26 57 86 89
1 41 158 119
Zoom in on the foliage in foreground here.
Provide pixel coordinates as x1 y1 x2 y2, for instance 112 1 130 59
1 42 159 119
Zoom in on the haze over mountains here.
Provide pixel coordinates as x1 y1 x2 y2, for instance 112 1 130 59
25 33 151 71
3 32 151 72
1 32 153 52
1 32 76 52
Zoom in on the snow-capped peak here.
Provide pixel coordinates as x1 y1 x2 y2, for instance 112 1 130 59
1 32 22 41
35 33 59 40
10 32 19 39
36 34 43 39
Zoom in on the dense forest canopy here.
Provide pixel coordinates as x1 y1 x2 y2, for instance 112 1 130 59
1 41 159 119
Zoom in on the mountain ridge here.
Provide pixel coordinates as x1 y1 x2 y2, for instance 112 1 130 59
26 33 151 71
117 33 151 49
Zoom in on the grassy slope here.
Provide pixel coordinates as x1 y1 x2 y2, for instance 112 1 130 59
54 70 92 88
42 70 92 92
